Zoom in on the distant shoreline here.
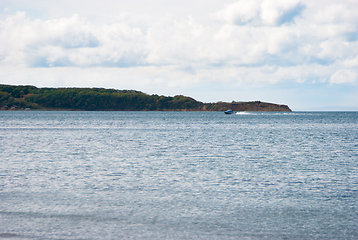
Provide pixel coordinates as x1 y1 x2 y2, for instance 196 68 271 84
1 84 291 112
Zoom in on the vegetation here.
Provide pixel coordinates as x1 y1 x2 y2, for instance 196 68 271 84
0 85 204 111
0 84 291 111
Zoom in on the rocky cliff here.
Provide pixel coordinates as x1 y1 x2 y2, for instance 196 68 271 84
205 101 291 112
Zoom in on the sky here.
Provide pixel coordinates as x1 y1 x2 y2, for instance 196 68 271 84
1 0 358 110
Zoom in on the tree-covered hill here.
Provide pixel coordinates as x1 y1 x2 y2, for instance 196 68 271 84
0 85 291 111
0 85 204 111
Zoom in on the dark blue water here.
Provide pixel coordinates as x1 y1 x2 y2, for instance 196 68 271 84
1 111 357 239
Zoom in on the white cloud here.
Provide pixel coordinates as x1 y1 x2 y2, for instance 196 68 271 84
0 12 148 67
0 0 358 109
214 0 261 25
260 0 305 26
312 3 358 24
214 0 305 26
342 55 358 68
330 69 358 84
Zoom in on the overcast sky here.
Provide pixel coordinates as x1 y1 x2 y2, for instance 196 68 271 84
1 0 358 110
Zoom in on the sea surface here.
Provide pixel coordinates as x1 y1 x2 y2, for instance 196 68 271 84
0 111 357 239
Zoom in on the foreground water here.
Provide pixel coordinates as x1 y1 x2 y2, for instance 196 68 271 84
0 111 357 239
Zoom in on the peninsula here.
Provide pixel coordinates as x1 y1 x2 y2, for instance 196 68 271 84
0 85 291 112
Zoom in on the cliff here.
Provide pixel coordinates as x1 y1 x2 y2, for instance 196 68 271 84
204 101 291 112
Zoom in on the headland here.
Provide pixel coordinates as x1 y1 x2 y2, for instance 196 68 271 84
0 84 291 112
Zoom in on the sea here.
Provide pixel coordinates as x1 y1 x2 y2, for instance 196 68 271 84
0 111 357 240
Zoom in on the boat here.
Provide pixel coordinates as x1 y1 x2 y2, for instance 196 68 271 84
224 109 235 114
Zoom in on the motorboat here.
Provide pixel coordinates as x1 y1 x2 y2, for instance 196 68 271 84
224 109 235 114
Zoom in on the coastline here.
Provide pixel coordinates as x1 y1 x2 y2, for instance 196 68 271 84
1 84 291 112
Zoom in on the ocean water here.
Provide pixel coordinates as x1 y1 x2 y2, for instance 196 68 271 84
0 111 357 239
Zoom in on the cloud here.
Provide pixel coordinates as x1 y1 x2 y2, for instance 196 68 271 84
214 0 261 25
214 0 305 26
261 0 305 26
330 69 358 84
0 0 358 90
0 12 147 68
312 2 358 24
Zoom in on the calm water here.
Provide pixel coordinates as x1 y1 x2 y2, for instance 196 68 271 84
0 111 357 239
